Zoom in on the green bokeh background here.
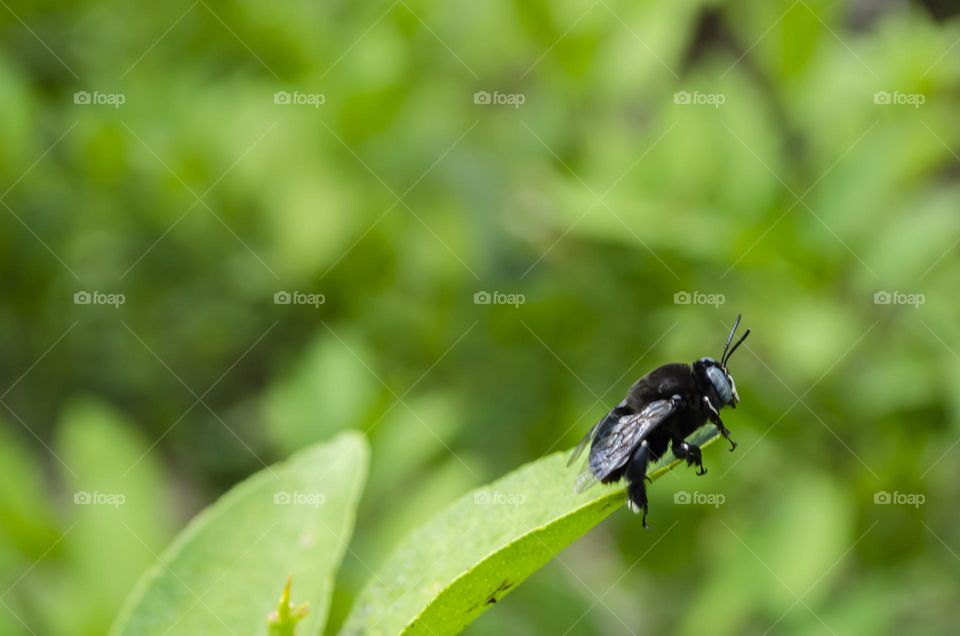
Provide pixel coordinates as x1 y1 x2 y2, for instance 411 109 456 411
1 0 958 634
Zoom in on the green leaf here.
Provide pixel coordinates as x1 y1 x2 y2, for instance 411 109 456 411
112 431 368 636
340 430 719 636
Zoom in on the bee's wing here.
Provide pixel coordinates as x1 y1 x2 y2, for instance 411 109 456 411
568 400 631 468
583 399 676 484
570 418 606 493
573 460 601 493
567 415 610 468
567 420 602 468
572 409 622 493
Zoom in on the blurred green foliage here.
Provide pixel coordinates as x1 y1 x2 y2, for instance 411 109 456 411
0 0 958 634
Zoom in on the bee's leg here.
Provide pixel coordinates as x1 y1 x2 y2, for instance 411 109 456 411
703 396 737 451
717 422 738 452
625 443 651 528
671 439 706 475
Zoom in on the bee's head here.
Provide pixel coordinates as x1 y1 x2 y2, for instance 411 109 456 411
693 315 750 409
694 357 739 408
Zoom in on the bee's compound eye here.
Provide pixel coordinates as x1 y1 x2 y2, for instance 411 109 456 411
705 365 733 405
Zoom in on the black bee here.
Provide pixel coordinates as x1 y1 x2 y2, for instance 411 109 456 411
569 315 751 527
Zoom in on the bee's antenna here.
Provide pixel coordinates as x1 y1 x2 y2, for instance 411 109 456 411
724 328 751 366
721 314 742 365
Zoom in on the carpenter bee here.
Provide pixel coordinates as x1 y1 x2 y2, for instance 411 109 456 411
568 315 751 527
